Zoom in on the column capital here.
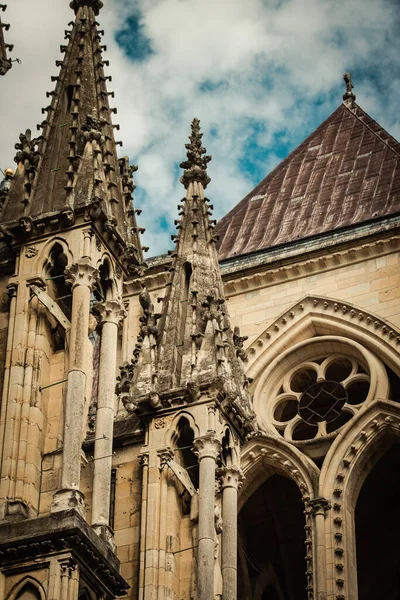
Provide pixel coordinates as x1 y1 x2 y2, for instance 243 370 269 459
93 299 127 326
219 465 244 490
193 431 221 461
157 447 174 470
308 497 331 517
65 257 99 291
6 282 18 298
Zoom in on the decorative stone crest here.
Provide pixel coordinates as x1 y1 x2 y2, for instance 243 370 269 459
180 118 211 189
119 156 138 195
81 114 105 145
25 245 38 258
14 129 41 171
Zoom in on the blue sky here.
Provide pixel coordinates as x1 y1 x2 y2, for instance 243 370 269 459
0 0 399 256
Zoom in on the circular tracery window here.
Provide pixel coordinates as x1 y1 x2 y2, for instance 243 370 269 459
270 355 371 442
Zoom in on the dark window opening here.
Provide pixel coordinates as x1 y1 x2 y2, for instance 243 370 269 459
175 417 198 490
46 243 72 351
238 475 307 600
356 443 400 600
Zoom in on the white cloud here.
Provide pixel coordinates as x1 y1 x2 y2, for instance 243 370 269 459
0 0 399 256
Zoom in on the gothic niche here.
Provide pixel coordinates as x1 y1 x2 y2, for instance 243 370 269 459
46 243 72 350
355 443 400 599
12 582 42 600
238 475 307 600
174 417 199 490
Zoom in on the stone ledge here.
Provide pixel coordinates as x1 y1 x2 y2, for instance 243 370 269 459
0 509 129 596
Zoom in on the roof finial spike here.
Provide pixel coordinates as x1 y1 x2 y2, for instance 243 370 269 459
69 0 103 15
343 72 356 103
180 118 212 189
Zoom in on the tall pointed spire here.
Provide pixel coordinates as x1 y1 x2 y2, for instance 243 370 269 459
117 119 258 437
0 5 13 75
0 0 145 274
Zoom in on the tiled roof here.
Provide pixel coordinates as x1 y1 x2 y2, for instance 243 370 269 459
216 102 400 261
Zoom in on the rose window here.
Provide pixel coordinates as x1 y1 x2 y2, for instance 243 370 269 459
270 356 371 442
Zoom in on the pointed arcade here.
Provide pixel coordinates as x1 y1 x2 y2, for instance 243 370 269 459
0 0 144 275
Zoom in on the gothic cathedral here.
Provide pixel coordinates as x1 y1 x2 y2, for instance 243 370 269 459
0 1 399 599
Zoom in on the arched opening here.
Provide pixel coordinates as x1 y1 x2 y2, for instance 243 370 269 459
355 443 400 599
13 582 42 600
238 474 307 600
45 242 72 350
175 416 198 489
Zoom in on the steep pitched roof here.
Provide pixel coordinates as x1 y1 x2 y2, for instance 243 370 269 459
216 102 400 261
1 0 144 270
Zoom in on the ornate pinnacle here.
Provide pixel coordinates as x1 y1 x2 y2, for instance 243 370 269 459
69 0 103 15
180 118 212 189
343 72 356 103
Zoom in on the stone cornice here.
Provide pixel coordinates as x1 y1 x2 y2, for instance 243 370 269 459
122 225 400 300
0 510 128 596
222 232 400 298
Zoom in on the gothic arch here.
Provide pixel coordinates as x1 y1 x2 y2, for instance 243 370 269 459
319 400 400 598
245 295 400 382
7 576 47 600
164 410 200 447
96 254 120 300
39 237 73 274
239 434 319 512
239 435 319 599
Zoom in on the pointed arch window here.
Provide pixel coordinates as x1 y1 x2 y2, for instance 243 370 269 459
45 242 72 350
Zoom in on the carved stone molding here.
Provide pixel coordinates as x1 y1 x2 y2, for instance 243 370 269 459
246 295 400 376
65 257 99 290
193 431 222 461
223 233 400 297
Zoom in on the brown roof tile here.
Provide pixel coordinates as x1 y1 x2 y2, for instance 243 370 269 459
216 103 400 260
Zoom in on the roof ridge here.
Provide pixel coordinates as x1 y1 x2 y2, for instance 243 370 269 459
344 102 400 158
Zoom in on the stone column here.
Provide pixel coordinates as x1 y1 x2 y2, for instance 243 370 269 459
221 465 243 600
52 257 98 517
309 498 331 600
193 431 221 600
91 299 126 546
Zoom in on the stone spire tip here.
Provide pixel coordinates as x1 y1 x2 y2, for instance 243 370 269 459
180 118 212 189
343 72 356 103
69 0 103 16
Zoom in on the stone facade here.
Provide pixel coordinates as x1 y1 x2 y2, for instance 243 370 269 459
0 2 399 600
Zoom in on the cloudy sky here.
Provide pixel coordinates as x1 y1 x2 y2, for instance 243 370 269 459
1 0 399 256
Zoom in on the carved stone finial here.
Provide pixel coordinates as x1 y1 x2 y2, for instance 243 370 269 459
343 72 356 102
180 118 212 189
0 167 14 207
69 0 103 15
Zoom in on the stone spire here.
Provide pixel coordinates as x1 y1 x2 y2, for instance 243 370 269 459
117 119 258 437
0 5 13 75
0 0 144 274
